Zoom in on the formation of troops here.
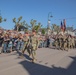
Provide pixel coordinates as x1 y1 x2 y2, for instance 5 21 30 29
54 34 76 51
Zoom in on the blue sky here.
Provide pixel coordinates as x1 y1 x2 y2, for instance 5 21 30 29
0 0 76 29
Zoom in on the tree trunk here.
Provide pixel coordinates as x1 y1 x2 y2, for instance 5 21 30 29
17 26 19 31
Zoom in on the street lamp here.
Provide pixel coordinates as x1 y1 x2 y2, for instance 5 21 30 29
47 12 53 35
47 12 53 29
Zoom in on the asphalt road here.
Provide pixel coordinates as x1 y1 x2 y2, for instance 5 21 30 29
0 48 76 75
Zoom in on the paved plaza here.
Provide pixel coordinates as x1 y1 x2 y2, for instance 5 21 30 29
0 48 76 75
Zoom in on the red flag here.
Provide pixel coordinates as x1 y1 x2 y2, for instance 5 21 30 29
63 19 66 31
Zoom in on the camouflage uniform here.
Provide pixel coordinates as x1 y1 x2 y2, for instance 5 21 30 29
71 37 75 48
21 35 30 57
54 37 59 49
31 34 38 63
63 35 68 51
59 35 63 50
68 35 72 49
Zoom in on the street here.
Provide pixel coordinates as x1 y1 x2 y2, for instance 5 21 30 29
0 48 76 75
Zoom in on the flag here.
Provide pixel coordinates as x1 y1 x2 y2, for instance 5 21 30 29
61 21 64 32
63 19 66 31
61 21 63 29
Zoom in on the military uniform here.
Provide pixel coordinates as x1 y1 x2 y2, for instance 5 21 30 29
71 37 75 48
59 35 63 50
75 38 76 48
31 33 38 63
68 35 72 49
63 35 68 51
54 37 59 49
20 34 30 57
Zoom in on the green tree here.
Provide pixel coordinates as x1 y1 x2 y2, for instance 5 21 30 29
51 24 60 34
13 16 22 31
30 19 42 33
30 19 37 31
41 28 46 35
0 16 2 23
20 20 30 32
0 16 6 23
22 20 31 29
33 22 42 33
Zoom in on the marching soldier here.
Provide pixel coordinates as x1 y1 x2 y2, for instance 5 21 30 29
20 32 30 58
71 36 75 48
63 34 68 51
75 37 76 48
59 34 63 50
68 35 72 49
54 35 59 49
30 30 39 63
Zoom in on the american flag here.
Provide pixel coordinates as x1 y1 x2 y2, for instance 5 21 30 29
61 21 63 29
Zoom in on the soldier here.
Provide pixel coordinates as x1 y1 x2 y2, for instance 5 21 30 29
71 36 75 48
20 32 30 58
68 35 72 49
63 34 68 51
59 34 63 50
54 35 59 49
30 30 38 63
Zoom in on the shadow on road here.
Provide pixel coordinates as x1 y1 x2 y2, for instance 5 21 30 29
19 56 76 75
15 50 32 60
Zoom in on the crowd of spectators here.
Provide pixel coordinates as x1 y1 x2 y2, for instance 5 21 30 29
0 28 55 54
